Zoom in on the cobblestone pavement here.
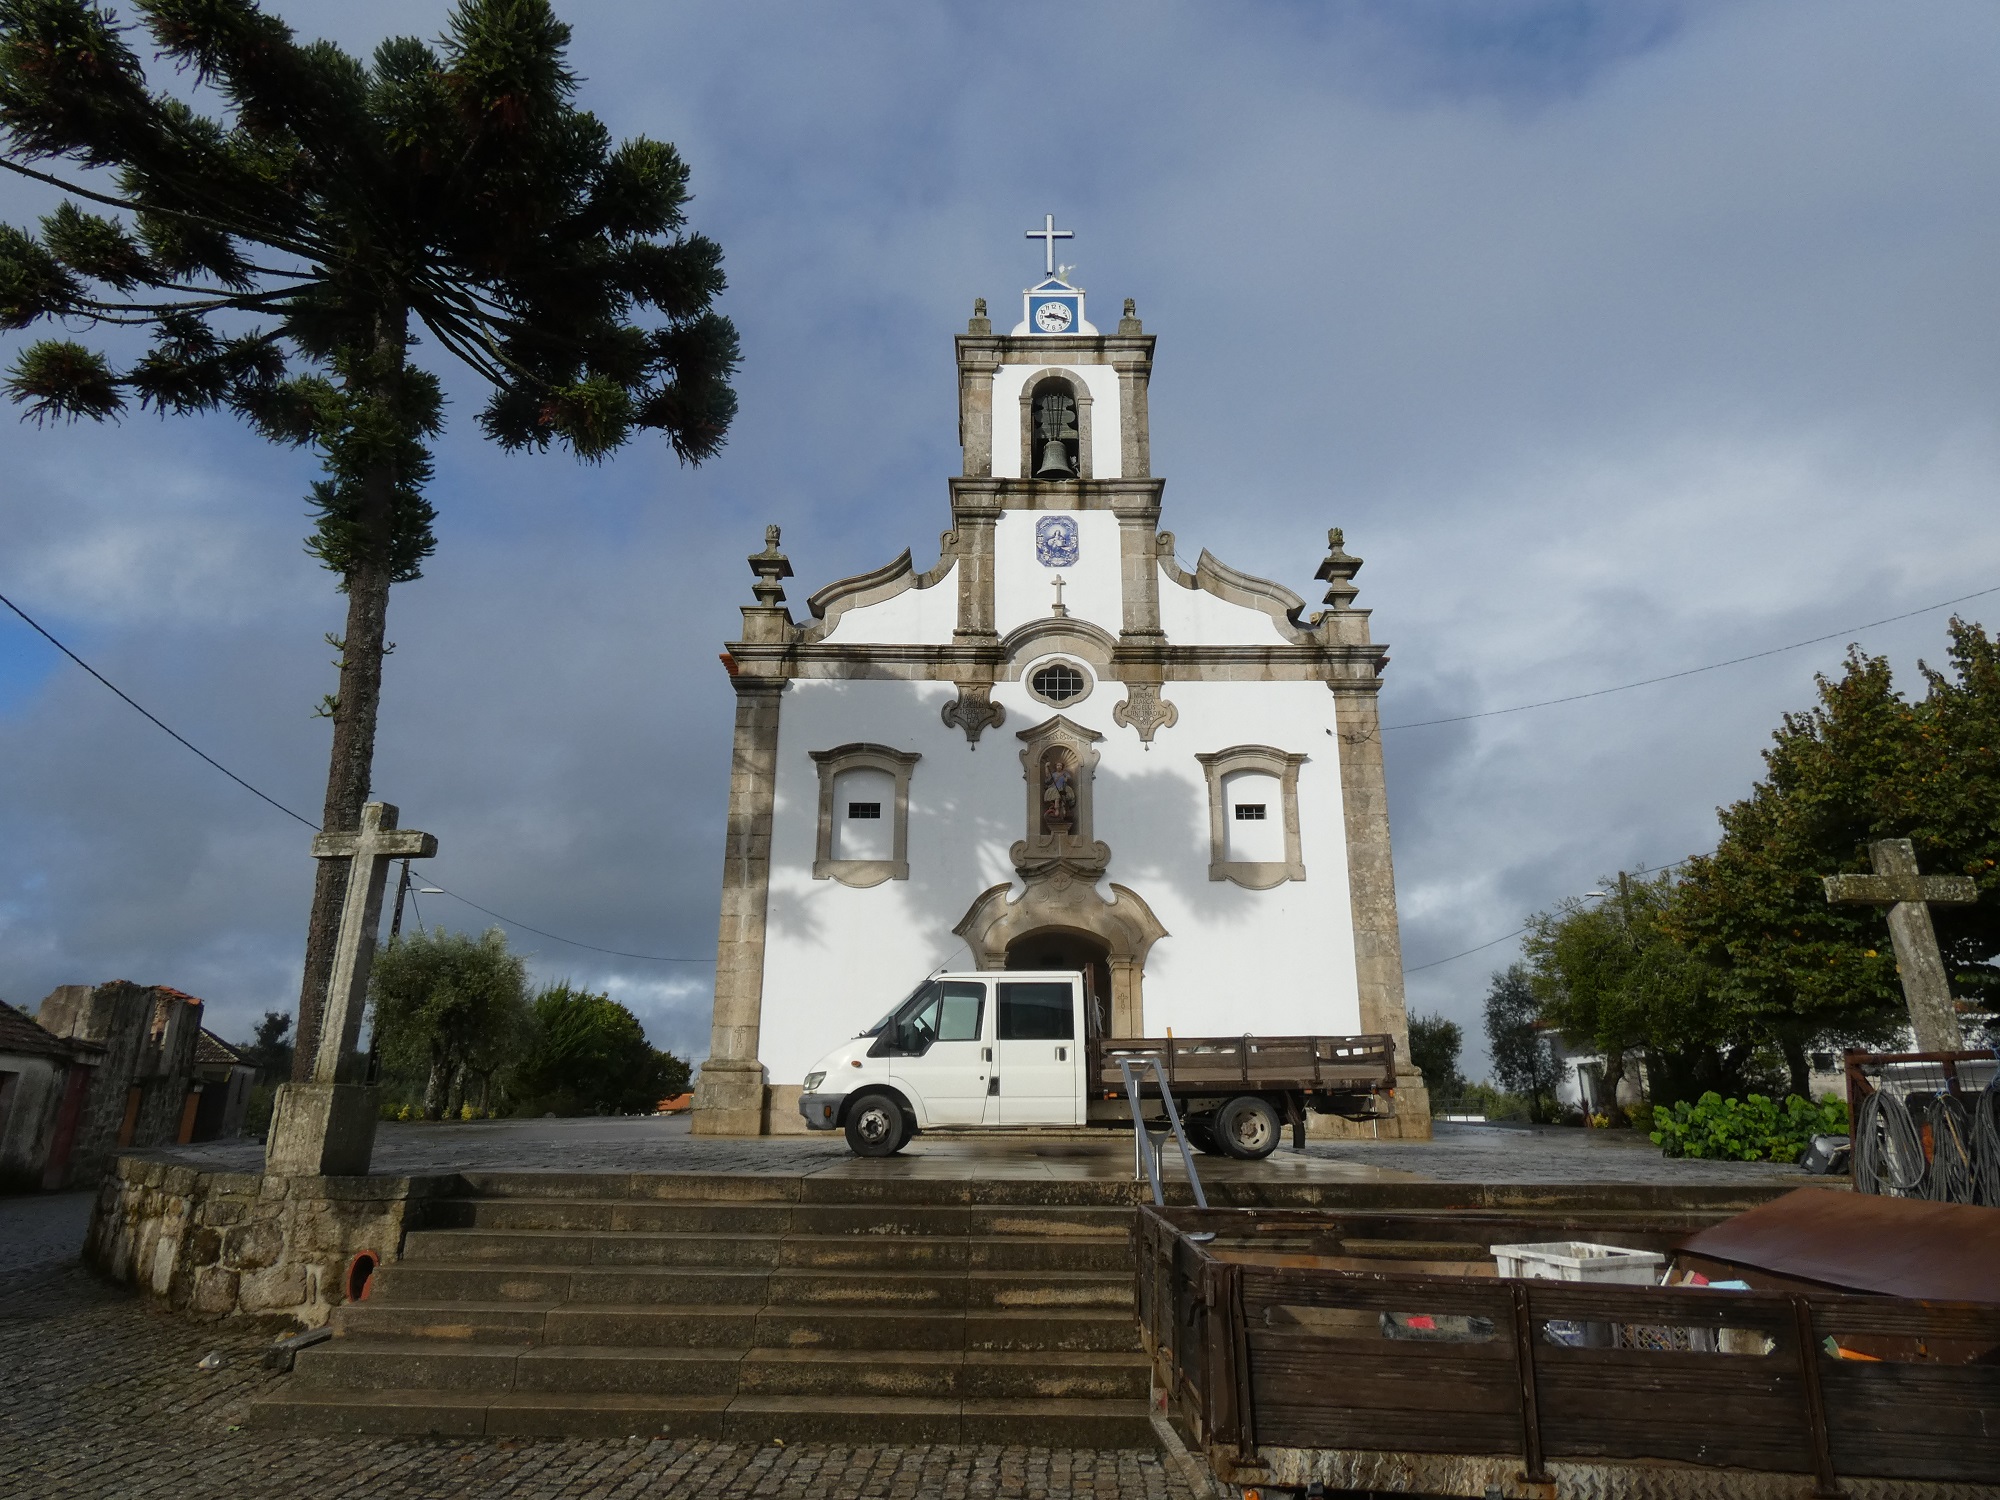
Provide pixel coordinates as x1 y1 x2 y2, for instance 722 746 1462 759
0 1264 1196 1500
1308 1120 1817 1185
0 1190 94 1295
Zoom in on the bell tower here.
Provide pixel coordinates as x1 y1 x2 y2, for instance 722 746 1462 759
949 218 1163 680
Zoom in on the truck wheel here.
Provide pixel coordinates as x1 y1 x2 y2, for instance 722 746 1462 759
1215 1096 1281 1161
1182 1115 1221 1155
844 1093 907 1157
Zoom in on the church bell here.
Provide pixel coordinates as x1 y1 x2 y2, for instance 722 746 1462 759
1035 440 1075 479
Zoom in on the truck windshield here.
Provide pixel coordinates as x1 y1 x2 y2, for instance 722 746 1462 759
861 980 935 1038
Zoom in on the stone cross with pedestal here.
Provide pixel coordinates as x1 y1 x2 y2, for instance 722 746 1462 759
266 801 437 1176
1823 837 1975 1053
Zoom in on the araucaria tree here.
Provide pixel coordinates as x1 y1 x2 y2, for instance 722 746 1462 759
0 0 738 1073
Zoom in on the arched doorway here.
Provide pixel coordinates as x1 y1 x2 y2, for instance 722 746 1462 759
953 880 1167 1038
1005 928 1111 1038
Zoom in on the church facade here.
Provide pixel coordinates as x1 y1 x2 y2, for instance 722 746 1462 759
692 254 1428 1138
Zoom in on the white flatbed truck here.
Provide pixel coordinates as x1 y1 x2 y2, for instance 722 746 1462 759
796 969 1397 1159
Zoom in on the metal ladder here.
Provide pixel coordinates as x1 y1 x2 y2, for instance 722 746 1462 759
1117 1054 1208 1209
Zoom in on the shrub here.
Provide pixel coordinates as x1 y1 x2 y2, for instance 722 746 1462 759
1650 1092 1849 1162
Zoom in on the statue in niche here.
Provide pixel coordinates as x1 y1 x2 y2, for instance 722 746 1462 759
1040 748 1078 834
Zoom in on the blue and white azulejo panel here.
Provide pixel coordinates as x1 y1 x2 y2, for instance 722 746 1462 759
1035 515 1080 568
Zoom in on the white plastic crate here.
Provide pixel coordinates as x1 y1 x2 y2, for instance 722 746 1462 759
1489 1240 1665 1284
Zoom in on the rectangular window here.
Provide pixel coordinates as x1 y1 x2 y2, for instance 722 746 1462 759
997 982 1074 1041
936 982 985 1042
1234 804 1267 820
847 802 883 820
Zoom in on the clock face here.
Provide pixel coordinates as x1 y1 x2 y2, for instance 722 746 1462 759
1035 299 1074 333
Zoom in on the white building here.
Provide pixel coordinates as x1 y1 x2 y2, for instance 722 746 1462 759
692 239 1427 1137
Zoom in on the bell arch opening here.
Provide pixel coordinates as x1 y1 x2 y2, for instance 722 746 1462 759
1030 377 1080 479
1005 927 1111 1038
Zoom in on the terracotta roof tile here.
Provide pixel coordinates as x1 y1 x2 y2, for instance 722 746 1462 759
195 1028 247 1067
0 1000 78 1061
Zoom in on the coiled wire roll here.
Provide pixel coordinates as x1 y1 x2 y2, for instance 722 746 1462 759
1853 1087 1928 1196
1974 1080 2000 1206
1926 1094 1976 1203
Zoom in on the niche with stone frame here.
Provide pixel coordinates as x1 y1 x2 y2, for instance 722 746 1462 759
1020 372 1092 480
809 743 922 887
1195 745 1307 889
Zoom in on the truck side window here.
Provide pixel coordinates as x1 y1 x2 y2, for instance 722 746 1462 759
936 982 985 1042
997 982 1074 1041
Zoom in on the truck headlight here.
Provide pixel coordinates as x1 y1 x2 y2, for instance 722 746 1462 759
803 1072 825 1092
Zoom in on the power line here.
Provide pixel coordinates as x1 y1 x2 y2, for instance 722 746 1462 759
1383 582 2000 732
4 586 710 964
415 875 715 963
0 587 319 828
1402 855 1699 975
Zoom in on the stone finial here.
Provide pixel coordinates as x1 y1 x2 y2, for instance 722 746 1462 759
749 524 794 608
968 298 992 335
1314 526 1362 611
1118 297 1143 336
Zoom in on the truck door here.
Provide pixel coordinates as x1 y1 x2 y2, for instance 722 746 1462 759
993 979 1082 1125
889 979 991 1127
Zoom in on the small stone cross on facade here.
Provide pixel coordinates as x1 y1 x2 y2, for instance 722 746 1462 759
311 801 438 1082
1050 575 1068 617
1824 838 1975 1052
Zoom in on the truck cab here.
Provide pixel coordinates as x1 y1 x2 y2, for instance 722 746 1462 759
798 970 1085 1155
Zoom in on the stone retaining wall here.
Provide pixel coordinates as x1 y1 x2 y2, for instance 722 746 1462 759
85 1155 442 1326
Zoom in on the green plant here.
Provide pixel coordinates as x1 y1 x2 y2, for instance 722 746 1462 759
1650 1091 1849 1162
512 984 690 1116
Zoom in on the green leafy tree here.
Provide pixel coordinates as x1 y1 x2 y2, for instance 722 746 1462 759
369 926 530 1118
1523 871 1749 1115
1407 1012 1464 1113
1668 621 2000 1089
1484 964 1562 1123
0 0 738 1076
514 982 688 1115
239 1009 293 1082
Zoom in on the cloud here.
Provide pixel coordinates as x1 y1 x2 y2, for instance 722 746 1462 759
4 1 2000 1085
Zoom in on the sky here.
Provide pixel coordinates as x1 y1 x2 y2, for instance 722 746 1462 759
4 1 1999 1080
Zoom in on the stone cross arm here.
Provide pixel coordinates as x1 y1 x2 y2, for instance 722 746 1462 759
1822 837 1973 1054
313 812 437 863
1822 839 1976 910
310 801 438 1082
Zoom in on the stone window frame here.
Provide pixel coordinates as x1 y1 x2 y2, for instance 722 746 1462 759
810 743 921 888
1017 370 1094 480
1195 745 1307 890
1024 655 1095 710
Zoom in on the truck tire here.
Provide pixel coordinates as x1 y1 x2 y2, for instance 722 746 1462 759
844 1092 907 1157
1182 1115 1222 1156
1215 1095 1281 1161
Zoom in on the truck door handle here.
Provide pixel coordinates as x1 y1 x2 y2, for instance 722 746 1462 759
1056 1047 1067 1061
987 1077 1000 1095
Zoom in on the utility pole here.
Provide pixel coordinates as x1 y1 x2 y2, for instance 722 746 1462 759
389 858 412 939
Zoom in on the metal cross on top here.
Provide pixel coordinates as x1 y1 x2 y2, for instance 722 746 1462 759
1824 838 1976 1052
310 801 438 1082
1026 213 1074 276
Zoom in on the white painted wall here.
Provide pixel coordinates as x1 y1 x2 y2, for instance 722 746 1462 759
989 362 1124 480
755 672 1358 1085
815 566 957 645
1222 770 1284 862
993 510 1122 637
1156 567 1299 646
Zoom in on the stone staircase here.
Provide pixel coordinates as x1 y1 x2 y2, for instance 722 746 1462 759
249 1173 1155 1444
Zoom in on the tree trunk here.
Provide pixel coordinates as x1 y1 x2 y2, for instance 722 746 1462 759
1780 1035 1811 1102
1600 1046 1627 1126
291 313 408 1080
425 1051 450 1120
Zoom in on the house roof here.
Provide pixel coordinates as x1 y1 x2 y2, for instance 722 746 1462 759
195 1028 246 1066
0 999 79 1061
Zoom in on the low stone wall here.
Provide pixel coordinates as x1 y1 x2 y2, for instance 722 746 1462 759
85 1155 442 1326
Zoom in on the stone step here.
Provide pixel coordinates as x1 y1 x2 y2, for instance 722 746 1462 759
246 1388 1157 1445
371 1263 1134 1312
289 1341 1150 1401
333 1300 1145 1353
425 1197 1133 1239
400 1227 1130 1273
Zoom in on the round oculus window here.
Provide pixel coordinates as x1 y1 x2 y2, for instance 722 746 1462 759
1030 662 1088 704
